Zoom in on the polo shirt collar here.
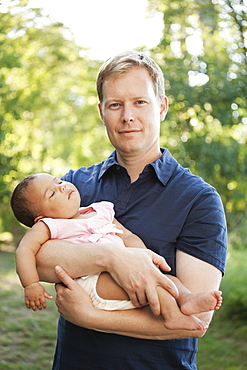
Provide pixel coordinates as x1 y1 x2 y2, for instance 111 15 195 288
98 151 118 180
150 148 178 186
98 148 178 186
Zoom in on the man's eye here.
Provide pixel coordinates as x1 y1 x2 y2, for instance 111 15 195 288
109 103 119 108
137 100 145 105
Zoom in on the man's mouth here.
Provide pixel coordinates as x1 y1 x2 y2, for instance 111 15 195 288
119 129 141 134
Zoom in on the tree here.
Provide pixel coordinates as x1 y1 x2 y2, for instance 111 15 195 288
147 0 247 245
0 0 108 236
1 0 246 248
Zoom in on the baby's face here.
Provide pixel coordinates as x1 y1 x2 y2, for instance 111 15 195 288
31 173 81 220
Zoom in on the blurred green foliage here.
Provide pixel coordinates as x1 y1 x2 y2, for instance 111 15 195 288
148 0 247 247
0 0 112 238
219 250 247 320
0 0 246 248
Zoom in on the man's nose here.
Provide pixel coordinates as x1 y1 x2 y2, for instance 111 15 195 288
121 105 134 123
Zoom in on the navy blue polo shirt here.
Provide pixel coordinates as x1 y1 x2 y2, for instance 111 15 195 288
53 148 227 370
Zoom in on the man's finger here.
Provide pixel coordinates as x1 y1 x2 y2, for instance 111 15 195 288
135 290 148 307
145 288 161 316
151 252 171 272
160 275 179 298
128 292 142 309
55 265 75 289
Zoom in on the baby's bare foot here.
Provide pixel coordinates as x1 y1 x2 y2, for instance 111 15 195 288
181 291 222 315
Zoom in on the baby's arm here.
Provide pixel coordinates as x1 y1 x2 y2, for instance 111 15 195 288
16 221 53 310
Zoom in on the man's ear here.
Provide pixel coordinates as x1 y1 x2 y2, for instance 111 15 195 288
34 215 44 223
98 103 104 121
160 96 168 122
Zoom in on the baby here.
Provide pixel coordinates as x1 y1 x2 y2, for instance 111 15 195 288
11 173 222 331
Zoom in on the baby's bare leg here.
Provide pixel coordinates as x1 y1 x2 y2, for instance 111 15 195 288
157 286 209 330
96 272 130 301
168 275 222 315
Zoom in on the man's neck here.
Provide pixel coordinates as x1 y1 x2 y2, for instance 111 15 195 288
116 148 162 183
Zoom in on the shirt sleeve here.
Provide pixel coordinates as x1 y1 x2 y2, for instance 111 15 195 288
61 169 74 182
177 188 228 274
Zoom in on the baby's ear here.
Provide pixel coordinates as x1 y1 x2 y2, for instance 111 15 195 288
34 215 44 223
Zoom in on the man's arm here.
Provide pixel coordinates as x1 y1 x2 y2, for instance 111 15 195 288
36 239 177 315
36 239 109 282
176 250 223 324
54 249 222 340
54 265 205 340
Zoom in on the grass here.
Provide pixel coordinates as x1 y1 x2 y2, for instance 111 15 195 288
0 249 58 370
197 249 247 369
198 319 247 369
0 248 247 369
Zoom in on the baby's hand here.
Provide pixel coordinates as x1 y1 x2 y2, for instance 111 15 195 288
24 282 53 311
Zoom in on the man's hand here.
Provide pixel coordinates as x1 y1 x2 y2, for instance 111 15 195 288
54 266 94 327
106 247 178 316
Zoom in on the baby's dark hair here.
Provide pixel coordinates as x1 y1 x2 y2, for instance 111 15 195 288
10 175 39 228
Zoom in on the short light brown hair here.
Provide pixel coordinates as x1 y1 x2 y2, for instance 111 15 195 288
10 175 39 228
96 51 165 103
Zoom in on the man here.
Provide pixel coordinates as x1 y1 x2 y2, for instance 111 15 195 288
37 51 227 369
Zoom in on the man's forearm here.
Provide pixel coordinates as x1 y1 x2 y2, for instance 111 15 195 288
77 305 206 340
54 265 207 341
36 240 113 282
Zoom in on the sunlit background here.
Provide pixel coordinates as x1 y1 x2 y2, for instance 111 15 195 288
0 1 247 368
26 0 164 60
0 0 246 248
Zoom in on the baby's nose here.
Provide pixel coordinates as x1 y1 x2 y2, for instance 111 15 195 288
58 183 66 192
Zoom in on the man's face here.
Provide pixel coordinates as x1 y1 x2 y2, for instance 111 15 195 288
31 173 81 220
98 67 168 160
